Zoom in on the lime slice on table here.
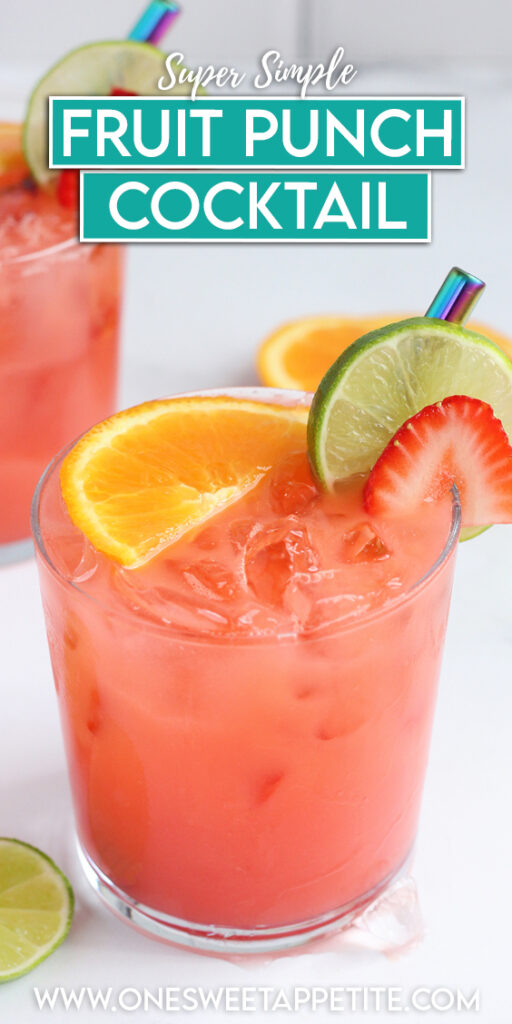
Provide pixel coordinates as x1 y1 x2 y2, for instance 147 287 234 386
0 839 74 983
24 40 191 187
307 317 512 540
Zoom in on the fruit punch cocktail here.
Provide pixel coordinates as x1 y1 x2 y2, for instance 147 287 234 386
0 130 122 555
33 388 462 952
0 20 212 558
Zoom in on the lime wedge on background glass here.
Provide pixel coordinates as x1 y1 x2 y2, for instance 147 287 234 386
24 40 189 187
0 839 74 983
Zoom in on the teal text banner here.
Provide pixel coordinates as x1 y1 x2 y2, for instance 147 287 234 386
80 171 431 242
52 97 464 169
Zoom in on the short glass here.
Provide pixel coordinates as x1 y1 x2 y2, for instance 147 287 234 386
0 230 122 561
32 388 461 954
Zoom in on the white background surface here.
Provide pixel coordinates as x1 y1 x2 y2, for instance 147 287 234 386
0 0 510 65
1 3 512 1019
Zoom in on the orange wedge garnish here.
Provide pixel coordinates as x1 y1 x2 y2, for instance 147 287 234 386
257 314 512 392
0 123 30 189
61 396 309 568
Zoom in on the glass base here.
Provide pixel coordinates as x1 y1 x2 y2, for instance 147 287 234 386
0 536 34 567
77 840 410 955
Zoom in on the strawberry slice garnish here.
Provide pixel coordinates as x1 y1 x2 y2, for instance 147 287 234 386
110 87 138 97
56 169 79 209
364 395 512 527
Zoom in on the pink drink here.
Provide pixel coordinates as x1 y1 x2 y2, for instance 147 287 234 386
0 183 122 551
34 391 459 952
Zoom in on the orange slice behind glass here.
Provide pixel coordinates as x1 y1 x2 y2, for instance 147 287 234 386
257 314 512 392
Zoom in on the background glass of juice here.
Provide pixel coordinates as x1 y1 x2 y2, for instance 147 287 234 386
32 389 461 954
0 182 123 561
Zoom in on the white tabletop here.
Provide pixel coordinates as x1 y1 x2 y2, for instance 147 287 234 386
1 64 511 1022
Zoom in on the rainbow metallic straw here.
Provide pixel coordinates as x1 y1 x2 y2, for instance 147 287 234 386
425 267 485 325
128 0 180 45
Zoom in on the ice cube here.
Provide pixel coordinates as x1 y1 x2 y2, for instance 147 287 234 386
310 872 423 958
195 526 219 551
182 560 239 601
269 452 318 516
292 559 390 633
340 522 391 563
72 543 100 583
45 506 99 584
0 189 75 257
282 583 313 628
113 564 235 636
229 518 259 552
244 521 318 607
344 873 423 955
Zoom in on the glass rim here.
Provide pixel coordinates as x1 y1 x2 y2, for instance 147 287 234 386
0 119 97 266
31 386 462 646
0 233 86 268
